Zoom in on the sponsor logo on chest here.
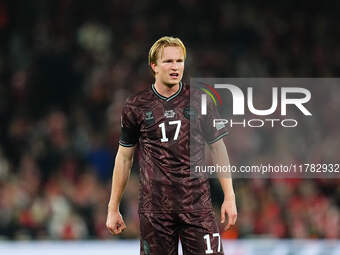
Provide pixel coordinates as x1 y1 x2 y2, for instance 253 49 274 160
164 110 176 118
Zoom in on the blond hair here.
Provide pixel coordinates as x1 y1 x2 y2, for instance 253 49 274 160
148 36 186 76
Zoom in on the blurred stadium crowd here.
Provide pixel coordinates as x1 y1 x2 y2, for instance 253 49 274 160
0 0 339 240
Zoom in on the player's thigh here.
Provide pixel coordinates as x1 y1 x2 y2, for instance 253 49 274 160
179 210 223 255
139 213 179 255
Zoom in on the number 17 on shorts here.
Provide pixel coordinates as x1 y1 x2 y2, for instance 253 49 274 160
203 233 222 254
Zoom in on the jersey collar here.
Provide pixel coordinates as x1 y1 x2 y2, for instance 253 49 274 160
152 82 183 102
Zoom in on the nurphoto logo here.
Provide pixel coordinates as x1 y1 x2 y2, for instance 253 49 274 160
198 81 312 128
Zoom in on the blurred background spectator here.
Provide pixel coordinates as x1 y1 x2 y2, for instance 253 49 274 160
0 0 339 240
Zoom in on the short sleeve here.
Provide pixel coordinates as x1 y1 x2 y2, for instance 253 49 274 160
119 101 140 147
200 98 228 144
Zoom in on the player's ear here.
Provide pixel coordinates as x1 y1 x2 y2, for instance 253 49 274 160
151 62 158 74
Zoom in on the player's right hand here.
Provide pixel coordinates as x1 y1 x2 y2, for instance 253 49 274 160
106 210 127 235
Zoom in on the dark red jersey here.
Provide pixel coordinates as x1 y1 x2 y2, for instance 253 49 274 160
119 82 227 213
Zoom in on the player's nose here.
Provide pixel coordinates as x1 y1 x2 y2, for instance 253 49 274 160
170 62 179 70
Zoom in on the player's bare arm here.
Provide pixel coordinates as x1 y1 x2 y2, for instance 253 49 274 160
106 145 136 235
209 139 238 231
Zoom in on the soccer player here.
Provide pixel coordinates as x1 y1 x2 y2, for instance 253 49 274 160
106 36 237 255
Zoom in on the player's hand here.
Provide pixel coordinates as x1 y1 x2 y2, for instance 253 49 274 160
106 210 127 235
220 197 237 231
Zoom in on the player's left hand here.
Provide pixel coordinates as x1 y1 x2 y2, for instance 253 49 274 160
220 197 237 231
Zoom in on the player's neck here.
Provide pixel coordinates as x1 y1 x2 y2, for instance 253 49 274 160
153 81 180 98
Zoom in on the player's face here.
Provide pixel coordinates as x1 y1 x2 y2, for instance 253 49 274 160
152 46 184 87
